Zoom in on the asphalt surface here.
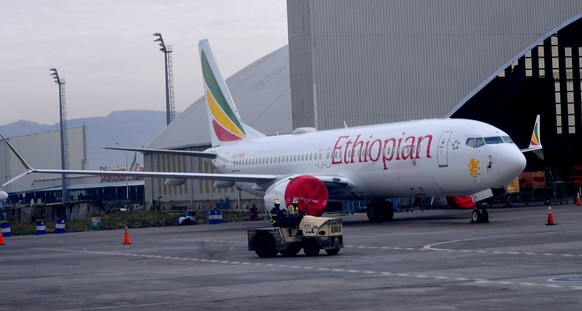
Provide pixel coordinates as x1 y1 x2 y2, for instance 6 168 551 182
1 204 582 311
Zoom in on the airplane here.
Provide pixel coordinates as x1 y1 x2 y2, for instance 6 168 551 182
2 39 542 223
0 189 7 201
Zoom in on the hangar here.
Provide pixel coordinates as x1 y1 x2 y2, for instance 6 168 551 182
144 0 582 210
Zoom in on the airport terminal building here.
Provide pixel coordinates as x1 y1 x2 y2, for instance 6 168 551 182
3 1 582 210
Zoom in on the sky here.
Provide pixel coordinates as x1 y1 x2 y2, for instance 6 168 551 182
0 0 288 125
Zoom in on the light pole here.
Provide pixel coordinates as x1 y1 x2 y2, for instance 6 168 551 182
153 32 175 125
49 68 68 203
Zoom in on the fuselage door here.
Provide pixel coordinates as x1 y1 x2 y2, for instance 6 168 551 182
437 131 452 167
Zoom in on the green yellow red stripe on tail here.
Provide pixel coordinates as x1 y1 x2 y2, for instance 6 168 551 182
520 115 543 156
529 115 540 148
199 39 246 145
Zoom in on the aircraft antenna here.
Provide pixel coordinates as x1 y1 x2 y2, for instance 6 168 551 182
49 68 69 202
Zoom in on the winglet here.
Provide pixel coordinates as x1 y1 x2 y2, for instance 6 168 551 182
1 133 36 187
520 115 544 159
0 133 34 170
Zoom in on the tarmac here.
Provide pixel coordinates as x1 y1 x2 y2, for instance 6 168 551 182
1 204 582 310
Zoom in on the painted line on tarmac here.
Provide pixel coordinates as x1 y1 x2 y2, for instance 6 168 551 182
174 238 246 244
32 247 582 291
175 239 582 259
422 239 582 258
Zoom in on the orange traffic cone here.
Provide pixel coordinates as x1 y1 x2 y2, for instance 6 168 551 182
0 232 5 246
123 226 132 244
576 191 581 206
546 206 557 226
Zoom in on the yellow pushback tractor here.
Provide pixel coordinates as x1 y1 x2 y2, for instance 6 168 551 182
248 215 343 258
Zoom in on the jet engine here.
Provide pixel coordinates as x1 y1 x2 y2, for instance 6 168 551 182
263 175 329 216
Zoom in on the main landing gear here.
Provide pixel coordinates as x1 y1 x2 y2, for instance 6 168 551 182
366 200 395 222
471 207 489 223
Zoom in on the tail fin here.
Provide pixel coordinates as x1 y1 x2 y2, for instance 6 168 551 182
520 115 544 159
198 39 264 147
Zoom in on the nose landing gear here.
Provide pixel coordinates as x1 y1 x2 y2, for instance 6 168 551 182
471 207 489 223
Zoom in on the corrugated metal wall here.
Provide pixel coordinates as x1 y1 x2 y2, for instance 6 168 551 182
288 0 582 130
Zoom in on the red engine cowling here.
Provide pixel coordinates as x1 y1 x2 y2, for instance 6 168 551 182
263 175 329 216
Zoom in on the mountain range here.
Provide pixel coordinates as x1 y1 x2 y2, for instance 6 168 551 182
0 110 173 169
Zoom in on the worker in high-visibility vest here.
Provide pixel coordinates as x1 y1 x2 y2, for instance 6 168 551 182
287 198 299 215
287 198 303 228
268 198 287 227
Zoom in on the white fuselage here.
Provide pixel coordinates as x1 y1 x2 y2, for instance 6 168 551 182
206 119 526 200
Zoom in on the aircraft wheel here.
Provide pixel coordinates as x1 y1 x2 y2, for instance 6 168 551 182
471 209 480 223
325 248 340 256
381 201 395 221
253 232 278 258
367 201 394 222
471 208 489 223
366 203 381 222
481 208 489 223
303 238 320 256
367 202 387 222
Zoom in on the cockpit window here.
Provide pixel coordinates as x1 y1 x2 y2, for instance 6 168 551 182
484 136 504 144
502 136 514 143
476 137 485 147
466 136 512 148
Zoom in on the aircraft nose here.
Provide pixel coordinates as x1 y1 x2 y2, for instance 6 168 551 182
493 146 527 187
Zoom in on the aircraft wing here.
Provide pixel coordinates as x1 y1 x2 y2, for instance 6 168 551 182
2 133 273 186
104 146 216 159
3 168 277 187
